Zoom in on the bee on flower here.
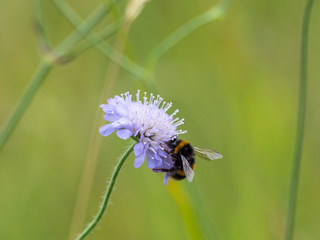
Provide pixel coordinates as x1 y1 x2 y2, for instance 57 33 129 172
99 90 222 185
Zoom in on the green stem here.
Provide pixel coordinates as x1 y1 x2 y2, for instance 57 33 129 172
52 0 149 81
186 180 219 240
33 0 46 28
0 2 113 150
33 0 49 48
76 142 136 240
285 0 314 240
0 61 52 150
55 3 110 54
146 0 231 71
68 22 120 58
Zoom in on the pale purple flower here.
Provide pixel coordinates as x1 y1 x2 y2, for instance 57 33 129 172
99 91 186 184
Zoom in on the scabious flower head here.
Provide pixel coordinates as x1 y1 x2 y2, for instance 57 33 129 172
99 90 186 184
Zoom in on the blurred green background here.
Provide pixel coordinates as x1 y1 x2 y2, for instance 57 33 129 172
0 0 319 239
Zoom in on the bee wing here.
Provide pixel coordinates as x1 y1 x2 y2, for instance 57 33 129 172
193 147 223 161
181 155 194 182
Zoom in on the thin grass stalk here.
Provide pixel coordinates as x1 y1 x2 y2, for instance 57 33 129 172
0 61 52 150
146 0 231 71
167 182 203 239
0 2 113 151
33 0 48 44
54 3 111 53
52 0 149 82
285 0 315 239
186 180 219 240
67 22 120 58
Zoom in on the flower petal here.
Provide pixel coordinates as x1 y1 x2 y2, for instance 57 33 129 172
99 124 116 136
134 142 144 156
163 172 170 185
146 154 162 169
99 104 108 110
116 103 128 116
147 159 157 168
103 113 119 122
158 155 173 169
116 129 133 139
134 153 146 168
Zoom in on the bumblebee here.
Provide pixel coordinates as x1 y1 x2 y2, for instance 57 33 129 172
153 139 223 182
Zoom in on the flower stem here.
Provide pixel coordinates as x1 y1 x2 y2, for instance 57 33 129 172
285 0 314 240
0 60 52 150
76 142 136 240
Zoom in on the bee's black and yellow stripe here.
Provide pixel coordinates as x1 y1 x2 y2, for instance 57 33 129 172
173 140 189 154
169 139 195 180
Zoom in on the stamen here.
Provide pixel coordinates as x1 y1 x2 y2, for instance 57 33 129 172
170 109 179 118
160 101 166 109
149 93 154 105
164 102 172 112
136 90 140 102
149 147 156 154
126 92 132 102
143 92 148 105
173 118 184 127
134 130 139 137
176 130 187 135
171 117 179 124
156 97 163 108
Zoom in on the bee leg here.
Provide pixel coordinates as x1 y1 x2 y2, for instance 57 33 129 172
152 168 173 173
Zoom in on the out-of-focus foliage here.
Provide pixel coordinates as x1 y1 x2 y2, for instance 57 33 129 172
0 0 319 239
